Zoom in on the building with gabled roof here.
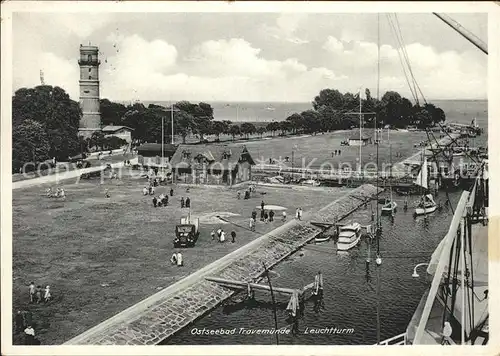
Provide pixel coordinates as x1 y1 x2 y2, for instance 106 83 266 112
169 144 255 185
101 125 134 143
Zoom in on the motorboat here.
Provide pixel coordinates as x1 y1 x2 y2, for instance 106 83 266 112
337 222 362 251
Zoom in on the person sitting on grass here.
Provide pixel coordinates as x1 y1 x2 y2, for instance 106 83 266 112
143 186 148 196
104 189 110 198
46 188 52 197
162 195 169 206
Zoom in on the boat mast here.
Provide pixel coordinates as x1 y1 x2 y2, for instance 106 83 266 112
359 88 363 175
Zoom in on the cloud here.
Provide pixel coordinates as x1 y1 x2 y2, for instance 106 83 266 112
261 13 309 45
14 51 79 98
50 13 114 39
322 35 486 100
99 37 344 102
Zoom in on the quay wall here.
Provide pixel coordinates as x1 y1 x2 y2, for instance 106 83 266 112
65 184 380 345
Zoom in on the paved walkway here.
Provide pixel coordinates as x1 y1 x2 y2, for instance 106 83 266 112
65 184 379 345
12 162 125 190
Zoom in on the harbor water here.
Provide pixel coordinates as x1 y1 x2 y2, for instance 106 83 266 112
164 190 462 345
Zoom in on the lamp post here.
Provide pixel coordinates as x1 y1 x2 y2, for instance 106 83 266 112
412 263 429 278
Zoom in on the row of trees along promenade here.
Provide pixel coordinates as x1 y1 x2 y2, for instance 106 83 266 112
12 85 446 173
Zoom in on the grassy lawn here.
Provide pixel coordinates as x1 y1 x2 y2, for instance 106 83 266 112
240 129 431 171
12 175 345 345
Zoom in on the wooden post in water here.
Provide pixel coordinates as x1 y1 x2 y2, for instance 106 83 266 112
263 262 279 345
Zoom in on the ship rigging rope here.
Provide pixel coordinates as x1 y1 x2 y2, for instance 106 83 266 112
393 14 428 105
385 14 419 104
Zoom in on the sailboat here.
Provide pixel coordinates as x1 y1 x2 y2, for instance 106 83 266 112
381 143 397 215
413 152 437 216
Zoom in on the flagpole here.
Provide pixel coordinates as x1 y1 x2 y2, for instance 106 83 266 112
171 101 174 145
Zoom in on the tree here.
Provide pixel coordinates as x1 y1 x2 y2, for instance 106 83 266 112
174 110 195 144
266 122 280 136
229 125 241 141
175 101 214 142
12 120 50 172
300 110 322 134
12 85 81 160
100 99 128 126
90 131 106 150
240 122 256 139
211 121 230 141
285 113 303 134
256 126 266 138
312 89 344 111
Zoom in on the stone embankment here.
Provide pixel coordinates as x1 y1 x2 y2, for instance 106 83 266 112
65 184 379 345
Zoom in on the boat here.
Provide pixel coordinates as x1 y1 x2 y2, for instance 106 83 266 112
314 235 331 243
414 194 438 216
413 153 437 216
337 222 362 251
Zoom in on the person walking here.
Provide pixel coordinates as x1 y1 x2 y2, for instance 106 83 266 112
220 230 226 243
249 217 255 232
35 285 42 304
170 253 177 265
295 208 300 220
237 191 241 200
44 285 51 303
181 197 185 208
282 211 287 222
185 197 191 208
269 210 275 222
170 188 174 196
29 282 35 303
231 231 236 243
211 229 216 241
176 252 183 266
264 210 269 222
252 210 257 221
261 200 265 211
298 208 303 220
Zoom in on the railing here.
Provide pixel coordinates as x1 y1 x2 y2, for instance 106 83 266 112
253 165 410 179
378 332 407 345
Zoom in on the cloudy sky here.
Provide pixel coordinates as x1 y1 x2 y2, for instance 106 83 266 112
13 11 487 103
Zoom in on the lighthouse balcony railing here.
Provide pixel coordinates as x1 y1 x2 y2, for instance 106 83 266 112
78 59 101 66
